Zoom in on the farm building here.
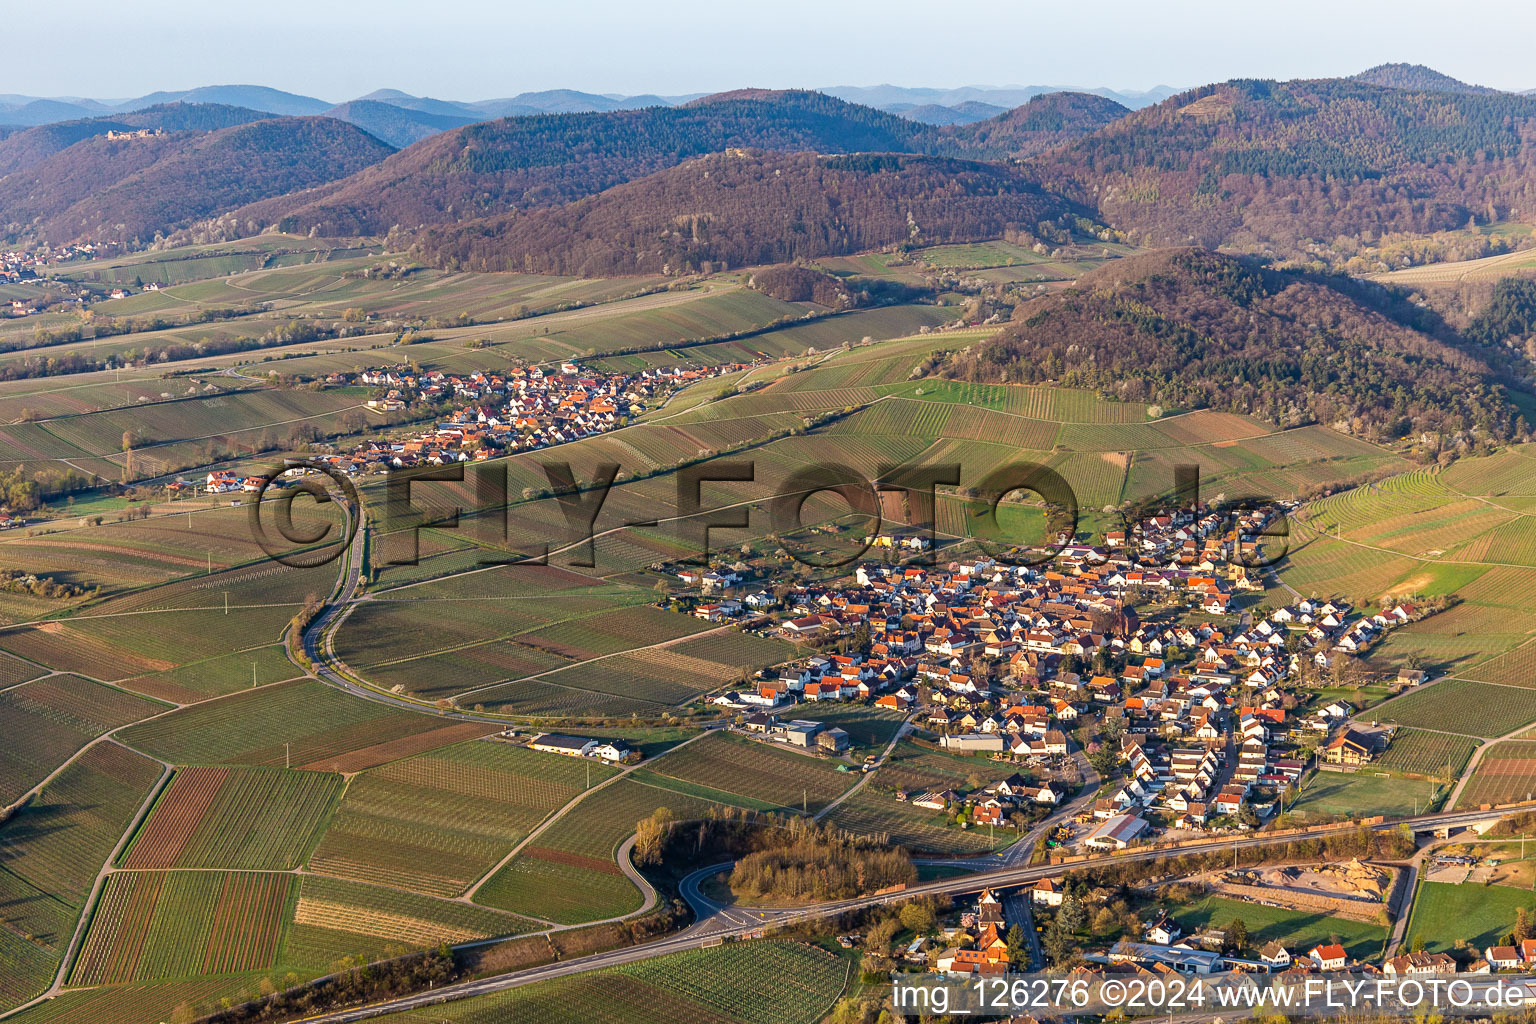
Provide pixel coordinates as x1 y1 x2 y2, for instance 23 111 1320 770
529 734 598 757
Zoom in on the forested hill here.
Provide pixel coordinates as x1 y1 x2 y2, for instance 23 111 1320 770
943 92 1130 159
412 150 1075 275
1025 79 1536 260
232 88 1129 239
941 248 1533 446
0 116 394 246
0 103 270 178
1349 63 1500 94
321 100 475 148
234 91 942 237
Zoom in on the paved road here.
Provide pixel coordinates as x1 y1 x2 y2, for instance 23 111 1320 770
1002 890 1042 970
676 862 803 938
288 804 1513 1024
1383 851 1424 960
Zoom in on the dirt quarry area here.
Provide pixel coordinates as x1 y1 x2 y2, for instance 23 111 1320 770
1246 860 1393 901
1209 860 1395 922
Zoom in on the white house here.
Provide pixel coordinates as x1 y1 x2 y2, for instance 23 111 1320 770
1308 944 1347 971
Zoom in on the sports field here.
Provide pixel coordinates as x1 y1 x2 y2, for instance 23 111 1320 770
1289 772 1443 819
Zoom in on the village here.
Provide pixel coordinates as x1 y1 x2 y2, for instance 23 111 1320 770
181 358 758 495
679 499 1440 856
903 882 1536 984
1 243 100 315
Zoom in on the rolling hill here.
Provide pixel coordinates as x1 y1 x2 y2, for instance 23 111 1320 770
323 100 476 148
0 103 271 178
942 247 1532 444
1026 77 1536 259
1349 63 1501 94
113 85 333 116
0 116 394 245
899 101 1009 125
945 91 1131 158
411 149 1074 275
233 90 941 236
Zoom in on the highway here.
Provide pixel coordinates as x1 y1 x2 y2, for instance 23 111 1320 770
291 803 1510 1023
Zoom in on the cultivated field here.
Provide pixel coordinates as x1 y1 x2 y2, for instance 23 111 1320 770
643 733 856 814
308 739 613 896
120 766 343 870
826 787 1007 855
474 777 726 924
0 743 163 1012
0 674 165 805
1456 740 1536 808
283 874 533 970
117 680 488 770
365 940 849 1024
70 871 293 985
1373 679 1536 738
1372 729 1478 779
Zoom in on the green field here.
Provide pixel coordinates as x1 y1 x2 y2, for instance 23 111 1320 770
0 743 163 1012
1170 895 1388 962
0 675 166 805
644 733 856 814
873 740 1026 794
1404 881 1536 954
116 680 465 770
282 874 533 970
1456 739 1536 809
473 777 727 924
825 787 1008 855
70 871 294 985
1289 772 1443 819
1372 729 1478 779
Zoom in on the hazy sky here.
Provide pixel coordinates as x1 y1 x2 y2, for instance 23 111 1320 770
10 0 1536 100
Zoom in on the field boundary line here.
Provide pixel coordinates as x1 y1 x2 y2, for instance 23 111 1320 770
460 728 718 906
40 741 172 1003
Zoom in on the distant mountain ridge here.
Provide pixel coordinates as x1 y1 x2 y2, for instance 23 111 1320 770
234 88 1132 239
321 100 474 148
233 90 942 236
113 85 334 116
0 82 1174 128
823 83 1181 111
898 101 1008 125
